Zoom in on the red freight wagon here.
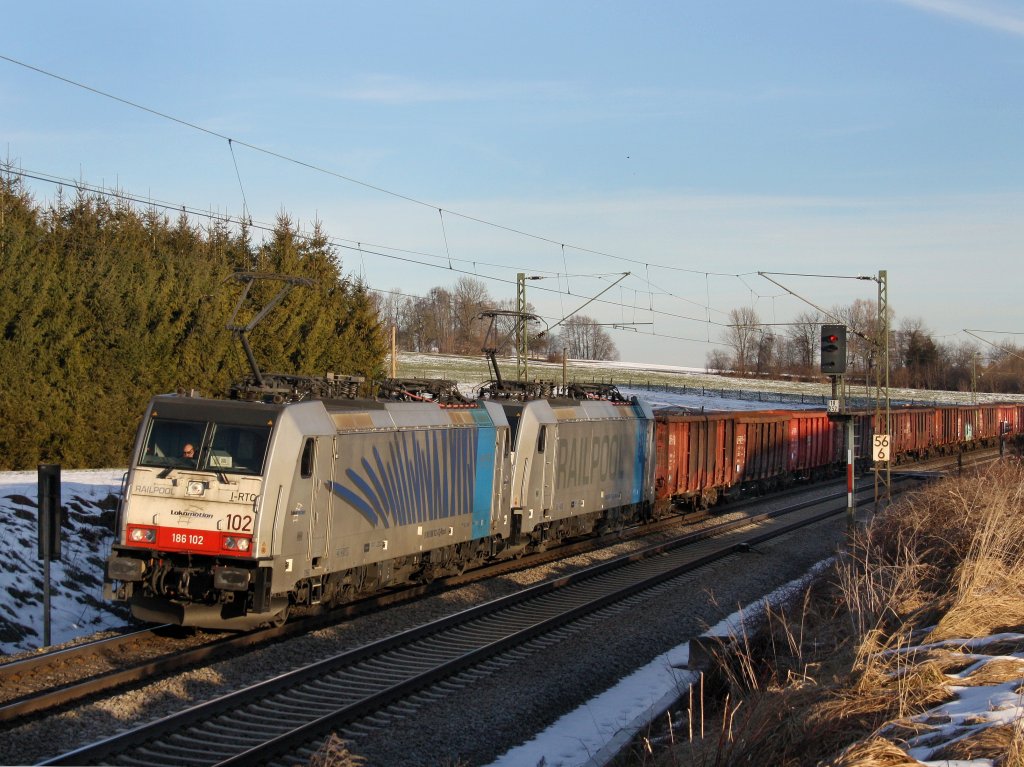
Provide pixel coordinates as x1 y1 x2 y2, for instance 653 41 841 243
653 410 735 510
976 405 999 442
935 407 962 452
854 406 970 464
734 411 790 489
996 405 1021 436
785 410 840 478
937 405 998 448
890 407 939 459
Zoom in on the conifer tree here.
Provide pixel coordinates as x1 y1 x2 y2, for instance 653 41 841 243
0 185 385 470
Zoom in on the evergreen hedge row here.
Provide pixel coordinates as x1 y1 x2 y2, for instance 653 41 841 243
0 176 386 470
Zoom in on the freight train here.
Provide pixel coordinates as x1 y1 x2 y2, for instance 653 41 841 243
103 374 1023 630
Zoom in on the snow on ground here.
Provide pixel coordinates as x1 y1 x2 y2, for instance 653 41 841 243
0 470 127 655
485 560 835 767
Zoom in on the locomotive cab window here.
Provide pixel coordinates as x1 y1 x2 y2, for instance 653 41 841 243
208 424 271 474
140 419 205 468
503 407 523 449
140 418 270 476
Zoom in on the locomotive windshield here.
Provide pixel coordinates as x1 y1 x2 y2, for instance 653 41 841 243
139 417 271 476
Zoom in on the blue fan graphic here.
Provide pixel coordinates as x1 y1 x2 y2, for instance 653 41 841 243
325 429 478 529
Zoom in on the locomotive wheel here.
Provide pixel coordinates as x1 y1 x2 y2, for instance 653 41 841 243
266 601 290 628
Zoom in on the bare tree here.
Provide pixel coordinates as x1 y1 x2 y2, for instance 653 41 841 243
374 287 419 350
785 310 823 376
944 340 981 392
705 348 731 373
558 315 619 361
723 307 760 375
894 317 940 389
411 287 456 353
831 298 893 378
451 277 492 354
755 330 777 376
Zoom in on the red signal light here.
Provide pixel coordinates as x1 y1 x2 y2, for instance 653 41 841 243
820 324 847 373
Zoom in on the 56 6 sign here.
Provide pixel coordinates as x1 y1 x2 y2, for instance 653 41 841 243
873 434 891 462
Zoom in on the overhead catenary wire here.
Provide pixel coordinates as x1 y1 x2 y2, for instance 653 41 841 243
227 139 250 224
437 209 453 269
0 52 757 281
0 51 842 353
11 52 996 361
963 330 1024 364
2 165 737 340
0 55 775 350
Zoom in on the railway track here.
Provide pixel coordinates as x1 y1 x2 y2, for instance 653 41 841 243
0 476 846 722
1 447 993 727
39 478 911 766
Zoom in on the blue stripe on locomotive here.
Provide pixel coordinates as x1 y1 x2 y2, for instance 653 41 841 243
631 399 648 504
470 408 496 538
325 410 496 538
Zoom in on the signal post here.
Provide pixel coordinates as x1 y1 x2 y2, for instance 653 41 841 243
821 325 856 527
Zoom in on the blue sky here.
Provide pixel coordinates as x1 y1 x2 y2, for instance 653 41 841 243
2 0 1022 366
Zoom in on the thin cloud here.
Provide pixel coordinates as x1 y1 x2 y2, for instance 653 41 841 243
887 0 1024 37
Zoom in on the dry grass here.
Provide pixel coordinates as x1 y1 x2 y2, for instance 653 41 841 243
825 736 922 766
305 735 366 767
633 461 1024 767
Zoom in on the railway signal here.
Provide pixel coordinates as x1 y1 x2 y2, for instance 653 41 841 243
820 324 847 373
820 324 852 524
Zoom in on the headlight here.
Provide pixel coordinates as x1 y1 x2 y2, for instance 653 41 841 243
186 480 206 497
128 526 156 543
222 536 252 552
